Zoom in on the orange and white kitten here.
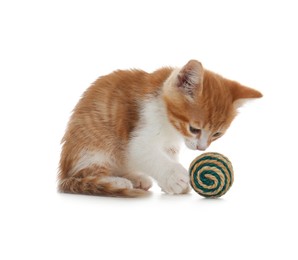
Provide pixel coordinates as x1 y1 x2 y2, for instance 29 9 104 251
58 60 262 197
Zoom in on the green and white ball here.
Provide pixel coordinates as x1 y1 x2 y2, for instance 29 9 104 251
189 152 234 198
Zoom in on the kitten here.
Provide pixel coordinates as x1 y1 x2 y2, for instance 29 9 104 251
58 60 262 197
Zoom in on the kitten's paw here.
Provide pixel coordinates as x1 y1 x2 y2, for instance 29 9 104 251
131 175 152 191
160 164 190 195
124 173 152 191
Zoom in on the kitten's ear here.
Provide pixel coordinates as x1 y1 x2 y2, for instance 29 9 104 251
230 81 263 108
177 60 204 97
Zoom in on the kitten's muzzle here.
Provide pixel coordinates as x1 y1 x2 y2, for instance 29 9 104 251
196 145 207 151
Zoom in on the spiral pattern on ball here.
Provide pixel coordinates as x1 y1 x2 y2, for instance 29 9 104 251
189 152 234 198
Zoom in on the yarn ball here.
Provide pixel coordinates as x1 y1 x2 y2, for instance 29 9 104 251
189 152 234 198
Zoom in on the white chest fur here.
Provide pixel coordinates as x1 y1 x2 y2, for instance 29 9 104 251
127 96 182 170
127 95 190 194
131 96 182 155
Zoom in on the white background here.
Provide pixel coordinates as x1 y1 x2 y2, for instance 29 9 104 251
1 0 297 259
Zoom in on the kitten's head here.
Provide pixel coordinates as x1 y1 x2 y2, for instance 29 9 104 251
163 60 262 151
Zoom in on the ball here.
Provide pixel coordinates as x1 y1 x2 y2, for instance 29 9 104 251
189 152 234 198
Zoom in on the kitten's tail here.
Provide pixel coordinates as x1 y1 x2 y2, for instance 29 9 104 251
58 176 150 198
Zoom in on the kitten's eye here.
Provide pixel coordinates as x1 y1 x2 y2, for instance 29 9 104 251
213 132 222 138
189 125 201 135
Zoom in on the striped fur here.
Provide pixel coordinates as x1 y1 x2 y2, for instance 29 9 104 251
58 60 262 197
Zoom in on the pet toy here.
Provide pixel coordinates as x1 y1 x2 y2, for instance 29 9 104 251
189 152 234 198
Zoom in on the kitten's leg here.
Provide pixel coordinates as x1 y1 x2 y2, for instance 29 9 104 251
59 152 149 197
165 146 180 161
128 148 190 195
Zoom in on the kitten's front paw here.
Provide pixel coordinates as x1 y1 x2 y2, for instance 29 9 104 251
131 175 152 191
160 164 190 195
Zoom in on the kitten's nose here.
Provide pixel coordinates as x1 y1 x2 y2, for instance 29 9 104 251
196 145 207 151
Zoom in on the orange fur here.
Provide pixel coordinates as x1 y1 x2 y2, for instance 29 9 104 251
163 64 262 147
59 68 172 197
58 60 262 197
